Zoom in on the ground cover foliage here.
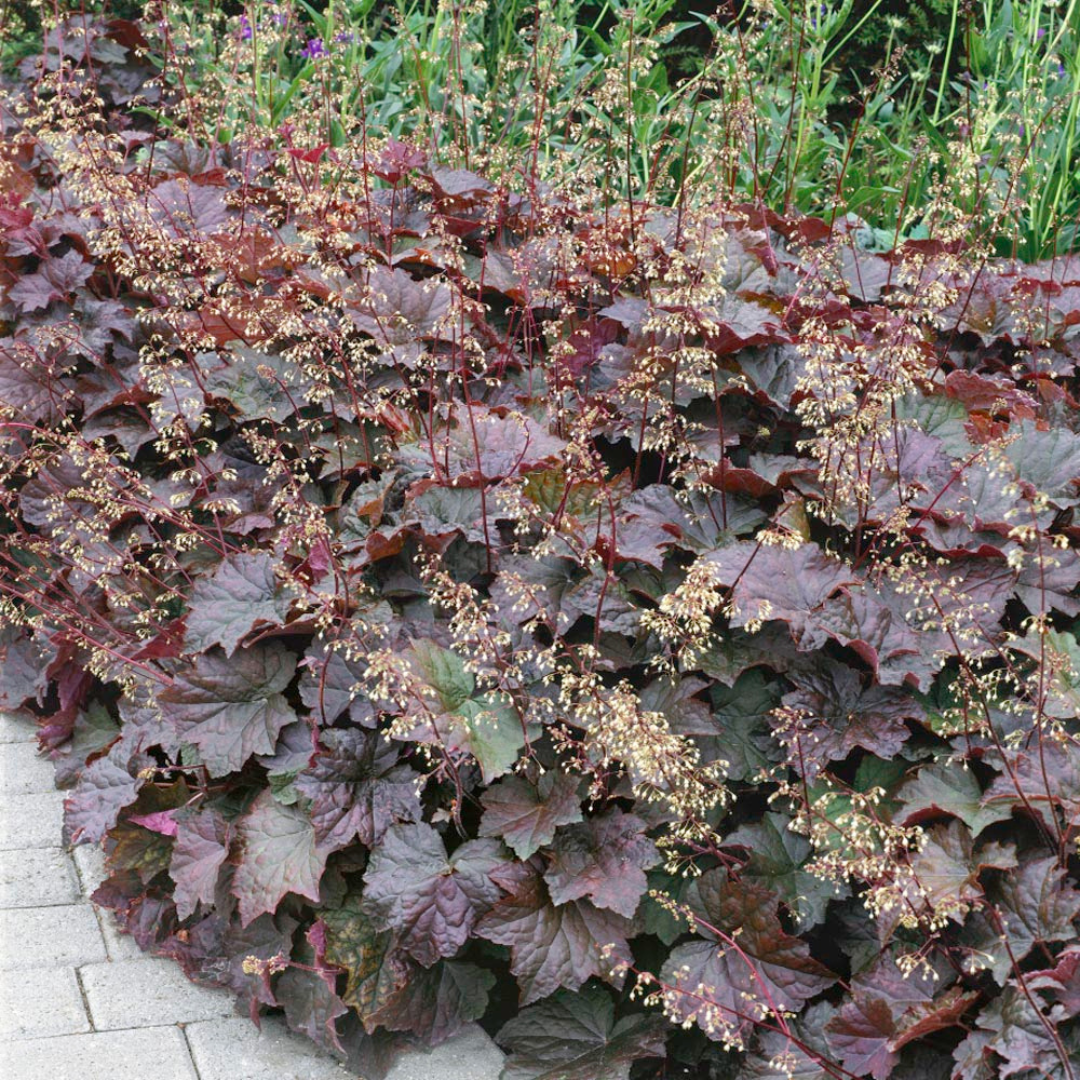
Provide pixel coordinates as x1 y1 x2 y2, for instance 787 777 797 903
1 7 1080 1080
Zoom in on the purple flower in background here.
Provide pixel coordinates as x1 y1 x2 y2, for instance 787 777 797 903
1037 27 1046 40
238 13 253 40
301 37 326 59
334 30 356 45
269 12 288 27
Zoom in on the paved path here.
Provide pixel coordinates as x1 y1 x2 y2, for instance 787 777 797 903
0 713 504 1079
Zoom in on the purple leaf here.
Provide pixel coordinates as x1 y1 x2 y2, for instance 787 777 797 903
294 728 420 851
497 985 667 1080
232 789 330 926
824 955 977 1079
477 864 632 1005
370 959 495 1045
184 553 291 657
543 810 658 918
170 808 232 920
706 542 860 646
660 870 836 1040
361 822 507 967
128 809 179 837
7 250 91 312
62 735 149 845
777 660 921 778
478 772 584 860
158 643 297 777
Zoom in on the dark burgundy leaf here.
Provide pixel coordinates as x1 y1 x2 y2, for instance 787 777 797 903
983 739 1080 831
170 808 232 920
157 643 297 777
232 789 330 926
959 988 1080 1080
277 925 348 1055
369 959 494 1045
298 642 377 728
806 579 943 690
477 863 633 1005
146 178 231 237
706 542 860 645
184 552 290 657
362 823 506 967
776 660 921 777
62 735 149 845
7 250 91 312
348 266 456 345
824 956 977 1080
0 348 65 422
1028 946 1080 1018
497 985 667 1080
543 809 658 918
984 855 1080 972
478 772 584 860
294 728 420 851
660 870 836 1040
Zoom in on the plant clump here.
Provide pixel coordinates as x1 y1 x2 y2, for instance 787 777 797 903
1 6 1079 1080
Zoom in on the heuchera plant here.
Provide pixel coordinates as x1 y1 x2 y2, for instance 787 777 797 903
1 15 1079 1080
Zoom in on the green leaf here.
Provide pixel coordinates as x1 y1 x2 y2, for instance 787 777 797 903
206 347 313 424
896 761 1013 836
409 639 475 712
322 894 407 1023
402 640 531 781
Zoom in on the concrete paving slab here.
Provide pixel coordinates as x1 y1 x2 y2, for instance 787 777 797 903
0 846 80 908
0 793 65 851
95 906 145 961
385 1025 505 1080
0 1025 199 1080
71 843 145 959
71 841 107 894
0 741 57 795
185 1016 354 1080
0 904 106 970
0 714 38 743
0 966 90 1041
81 957 236 1030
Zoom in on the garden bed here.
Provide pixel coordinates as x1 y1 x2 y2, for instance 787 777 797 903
1 5 1079 1079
